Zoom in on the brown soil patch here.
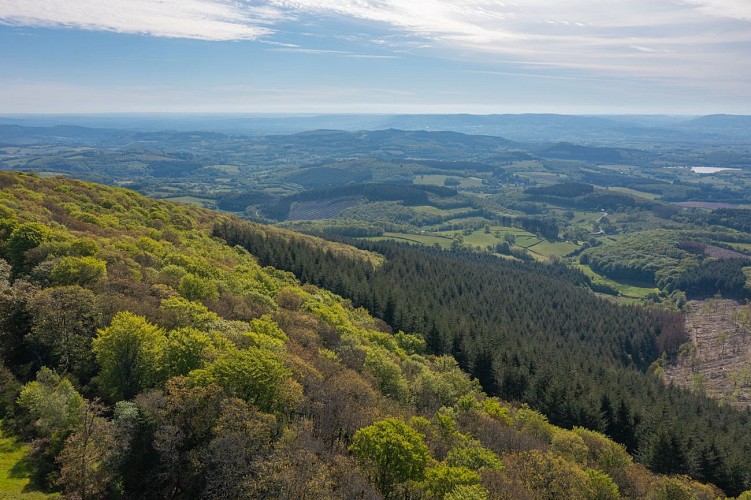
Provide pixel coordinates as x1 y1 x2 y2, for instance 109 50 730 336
663 299 751 409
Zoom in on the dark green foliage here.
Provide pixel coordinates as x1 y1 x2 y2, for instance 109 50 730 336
262 183 457 220
707 208 751 233
672 258 750 299
27 285 102 378
525 183 594 198
216 218 751 495
4 222 50 273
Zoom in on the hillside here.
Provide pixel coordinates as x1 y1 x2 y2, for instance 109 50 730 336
0 172 740 498
664 299 751 409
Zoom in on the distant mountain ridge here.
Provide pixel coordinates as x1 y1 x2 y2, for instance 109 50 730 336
1 113 749 144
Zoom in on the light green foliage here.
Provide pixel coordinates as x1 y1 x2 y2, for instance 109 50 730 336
445 441 503 471
587 469 620 500
423 464 481 498
93 312 166 400
134 236 165 255
414 357 481 412
189 347 300 413
159 296 219 329
409 411 468 462
67 238 99 257
163 327 214 378
395 331 427 355
51 256 107 286
350 418 430 495
364 330 400 353
454 394 481 413
158 263 188 287
178 272 218 300
227 264 279 298
513 406 555 443
363 346 410 402
581 230 698 289
572 427 632 474
551 429 589 465
17 367 84 438
444 484 489 500
414 370 467 411
240 331 285 352
481 398 513 425
163 252 218 279
249 315 287 341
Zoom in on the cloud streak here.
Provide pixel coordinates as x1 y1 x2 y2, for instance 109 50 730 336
0 0 280 40
2 0 750 98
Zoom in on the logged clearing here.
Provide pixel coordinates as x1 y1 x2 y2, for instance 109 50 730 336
664 299 751 409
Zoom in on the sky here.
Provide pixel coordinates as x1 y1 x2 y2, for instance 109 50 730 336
1 0 750 115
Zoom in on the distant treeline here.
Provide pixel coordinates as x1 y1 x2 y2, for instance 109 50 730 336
251 183 458 220
525 183 648 211
671 258 750 299
676 208 751 233
582 231 750 299
525 182 594 198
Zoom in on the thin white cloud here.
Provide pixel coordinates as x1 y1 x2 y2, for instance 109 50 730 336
683 0 751 21
269 47 350 55
345 54 401 59
1 0 750 98
0 0 280 40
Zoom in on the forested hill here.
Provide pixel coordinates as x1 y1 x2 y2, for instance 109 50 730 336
216 218 751 496
0 172 744 498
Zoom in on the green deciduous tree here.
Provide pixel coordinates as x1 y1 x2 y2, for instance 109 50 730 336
178 273 218 301
28 285 102 378
446 441 503 471
163 327 214 378
93 311 166 400
56 401 119 500
189 347 300 414
17 367 85 439
4 222 50 273
423 463 481 498
349 418 430 496
51 256 107 287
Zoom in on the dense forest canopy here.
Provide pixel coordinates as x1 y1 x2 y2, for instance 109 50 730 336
216 217 751 496
0 172 747 498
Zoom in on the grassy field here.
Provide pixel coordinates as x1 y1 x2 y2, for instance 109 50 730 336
410 205 475 216
514 172 562 184
528 240 580 257
413 174 484 188
575 264 658 298
0 425 56 499
366 232 454 248
607 186 660 200
204 164 241 174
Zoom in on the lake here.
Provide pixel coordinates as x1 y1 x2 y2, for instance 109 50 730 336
691 166 742 174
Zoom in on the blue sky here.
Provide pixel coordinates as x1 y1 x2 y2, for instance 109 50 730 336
1 0 750 114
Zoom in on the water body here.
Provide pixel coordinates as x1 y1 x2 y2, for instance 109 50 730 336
691 166 741 174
